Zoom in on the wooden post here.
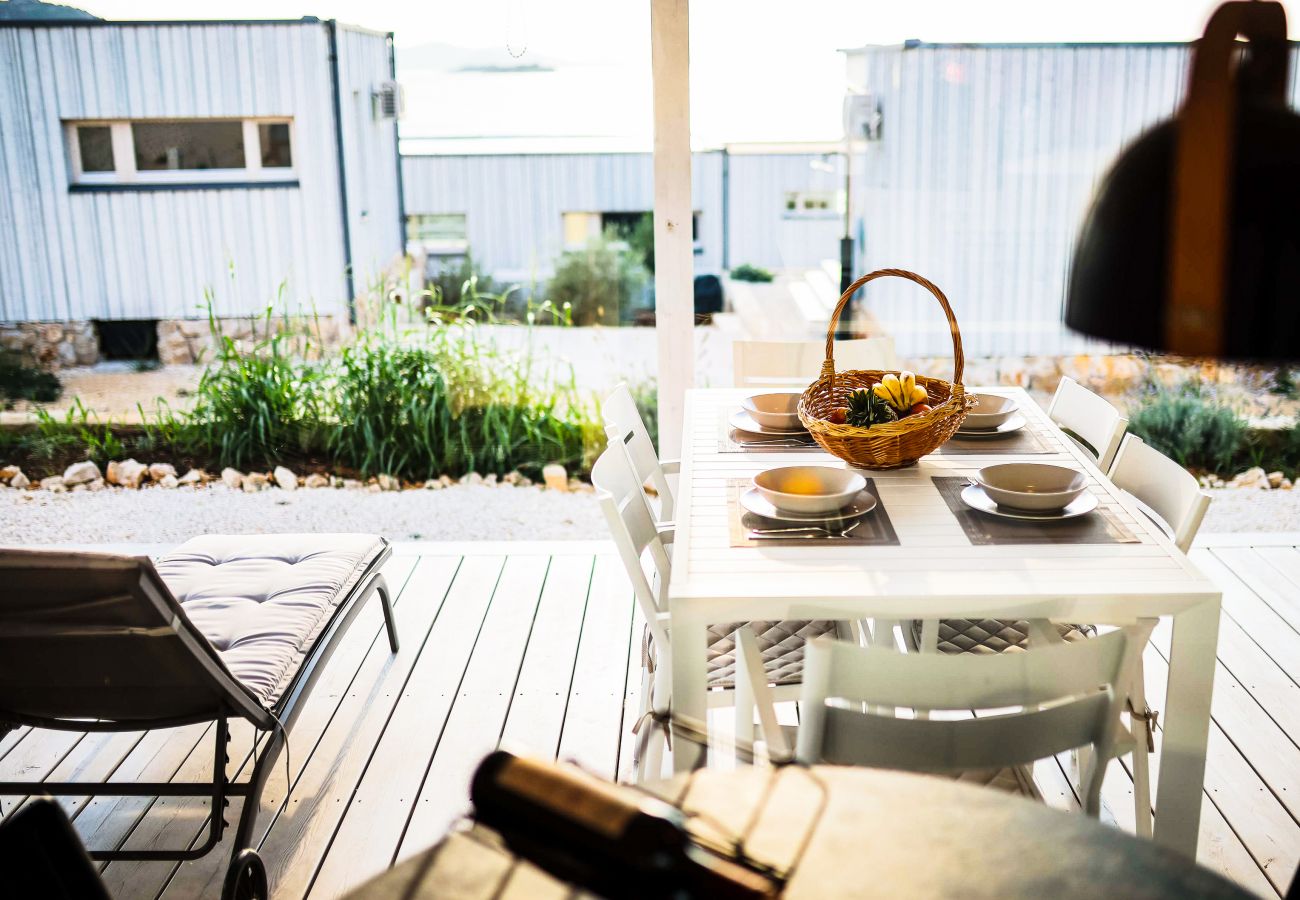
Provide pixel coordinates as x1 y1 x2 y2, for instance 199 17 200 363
651 0 694 457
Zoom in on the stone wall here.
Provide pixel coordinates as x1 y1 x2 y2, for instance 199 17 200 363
156 316 351 365
0 321 98 369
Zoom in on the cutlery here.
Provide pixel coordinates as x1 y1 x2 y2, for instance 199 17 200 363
736 437 818 447
749 519 864 539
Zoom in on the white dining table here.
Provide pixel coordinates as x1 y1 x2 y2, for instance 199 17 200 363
667 386 1221 859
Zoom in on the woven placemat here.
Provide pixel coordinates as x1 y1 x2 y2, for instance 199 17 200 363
933 423 1053 455
728 478 900 547
932 476 1139 545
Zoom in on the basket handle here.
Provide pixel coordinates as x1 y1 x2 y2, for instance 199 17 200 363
821 268 965 388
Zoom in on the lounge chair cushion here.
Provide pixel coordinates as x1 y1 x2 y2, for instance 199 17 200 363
156 534 386 707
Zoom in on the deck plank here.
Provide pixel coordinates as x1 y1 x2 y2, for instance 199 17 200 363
497 554 597 760
555 554 637 780
252 555 465 899
8 540 1300 898
322 554 549 889
1142 621 1296 894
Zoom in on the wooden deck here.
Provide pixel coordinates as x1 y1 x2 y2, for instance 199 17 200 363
3 535 1300 898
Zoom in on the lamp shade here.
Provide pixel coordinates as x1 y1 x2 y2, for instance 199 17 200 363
1064 1 1300 362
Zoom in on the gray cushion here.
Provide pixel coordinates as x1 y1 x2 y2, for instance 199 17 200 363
911 619 1095 655
706 620 839 687
156 534 385 706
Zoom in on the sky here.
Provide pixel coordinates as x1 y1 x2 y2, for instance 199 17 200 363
70 1 1294 146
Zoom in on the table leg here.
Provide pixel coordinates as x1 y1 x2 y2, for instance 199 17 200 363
671 614 709 773
1153 597 1220 856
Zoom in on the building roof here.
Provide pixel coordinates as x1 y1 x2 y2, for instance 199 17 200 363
0 0 99 21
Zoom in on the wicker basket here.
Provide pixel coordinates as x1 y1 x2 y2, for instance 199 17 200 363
798 269 973 469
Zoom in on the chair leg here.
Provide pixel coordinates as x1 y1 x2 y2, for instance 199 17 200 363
375 576 399 653
1128 620 1158 838
227 728 283 881
733 662 755 765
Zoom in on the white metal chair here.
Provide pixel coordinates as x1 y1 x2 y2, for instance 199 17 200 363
739 629 1136 816
732 337 899 388
602 383 677 523
592 429 838 780
1047 375 1129 471
911 433 1212 836
1110 433 1211 555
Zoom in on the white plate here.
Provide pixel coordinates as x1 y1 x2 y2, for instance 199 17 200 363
740 487 877 523
960 483 1098 520
730 409 808 436
955 414 1027 437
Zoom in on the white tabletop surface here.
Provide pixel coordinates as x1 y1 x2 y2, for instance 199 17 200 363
668 387 1220 622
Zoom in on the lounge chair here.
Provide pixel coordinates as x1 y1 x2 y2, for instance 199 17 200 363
0 534 399 900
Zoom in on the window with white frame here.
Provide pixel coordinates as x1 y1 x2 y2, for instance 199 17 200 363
406 213 468 252
782 190 841 218
65 118 296 186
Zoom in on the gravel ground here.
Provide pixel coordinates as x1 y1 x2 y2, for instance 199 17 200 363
1201 488 1300 534
2 482 1297 548
0 484 606 546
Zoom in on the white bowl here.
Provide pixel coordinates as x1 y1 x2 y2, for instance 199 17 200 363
753 466 866 515
964 393 1019 430
741 393 804 432
973 463 1088 512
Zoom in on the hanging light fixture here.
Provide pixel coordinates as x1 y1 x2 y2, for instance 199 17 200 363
1064 1 1300 361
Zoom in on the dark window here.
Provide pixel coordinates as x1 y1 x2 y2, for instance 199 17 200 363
95 320 159 362
77 126 115 172
133 121 245 171
259 122 292 167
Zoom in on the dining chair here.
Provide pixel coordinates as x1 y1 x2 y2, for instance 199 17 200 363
1109 433 1211 554
738 629 1136 816
1047 376 1129 471
910 433 1212 836
592 429 839 780
603 382 678 523
732 337 899 388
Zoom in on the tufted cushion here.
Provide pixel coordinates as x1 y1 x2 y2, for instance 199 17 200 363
156 534 386 707
910 619 1095 655
643 620 837 689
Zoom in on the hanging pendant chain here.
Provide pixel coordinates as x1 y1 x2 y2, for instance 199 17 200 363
505 0 527 58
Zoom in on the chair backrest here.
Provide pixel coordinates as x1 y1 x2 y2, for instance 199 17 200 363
732 337 899 387
1047 376 1128 470
591 432 673 648
602 383 674 521
794 631 1131 814
0 549 269 729
1109 433 1211 553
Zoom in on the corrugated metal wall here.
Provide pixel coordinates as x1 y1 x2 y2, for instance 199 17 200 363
726 152 843 270
334 24 403 295
844 42 1300 358
0 21 396 323
400 150 843 281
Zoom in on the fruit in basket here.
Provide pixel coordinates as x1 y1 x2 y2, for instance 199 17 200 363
845 388 897 428
873 372 929 413
828 408 848 424
910 402 933 416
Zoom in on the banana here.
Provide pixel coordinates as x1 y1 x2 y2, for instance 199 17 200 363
873 372 931 412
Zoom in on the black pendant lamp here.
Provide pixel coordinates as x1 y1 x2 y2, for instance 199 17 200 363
1064 1 1300 362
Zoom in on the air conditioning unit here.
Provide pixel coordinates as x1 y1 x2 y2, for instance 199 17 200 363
372 81 403 120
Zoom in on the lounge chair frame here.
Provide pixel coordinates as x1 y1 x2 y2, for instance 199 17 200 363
0 542 399 896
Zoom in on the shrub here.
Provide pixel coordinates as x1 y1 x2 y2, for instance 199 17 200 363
546 235 648 326
423 255 496 313
1126 382 1247 474
729 263 775 283
0 351 62 407
182 302 327 471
